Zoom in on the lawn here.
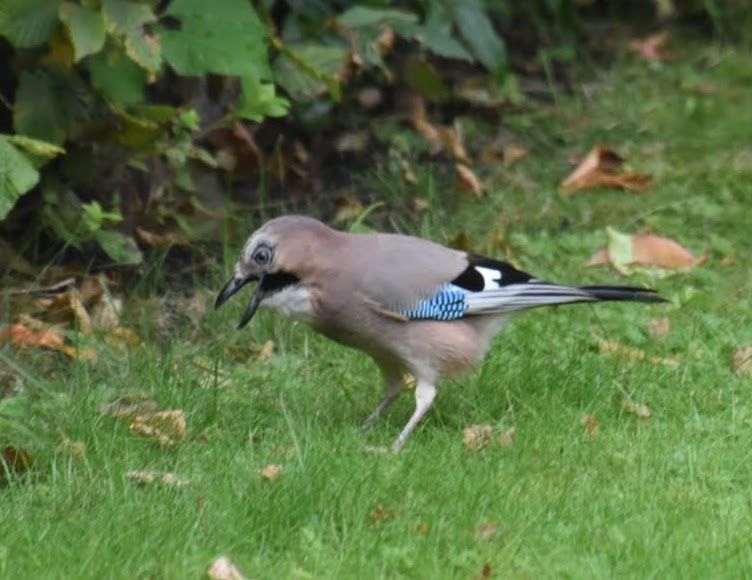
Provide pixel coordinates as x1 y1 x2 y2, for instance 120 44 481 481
2 44 752 578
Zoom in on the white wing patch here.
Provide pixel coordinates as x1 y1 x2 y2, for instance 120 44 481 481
475 266 503 290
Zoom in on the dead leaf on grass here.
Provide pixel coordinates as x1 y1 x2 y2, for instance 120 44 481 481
416 521 429 535
623 399 653 419
129 410 187 447
477 563 493 580
463 424 493 451
126 470 188 487
55 437 86 466
136 227 186 249
648 317 670 339
503 144 529 167
498 426 516 448
0 322 94 360
732 346 752 376
474 521 499 541
250 340 275 362
456 163 484 197
370 504 396 523
581 414 599 438
259 464 282 481
598 339 679 367
560 145 651 195
629 31 671 62
585 227 705 274
100 394 160 420
207 555 247 580
333 195 365 223
1 446 33 482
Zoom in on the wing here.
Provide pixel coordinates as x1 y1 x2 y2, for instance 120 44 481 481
341 232 469 312
398 256 663 321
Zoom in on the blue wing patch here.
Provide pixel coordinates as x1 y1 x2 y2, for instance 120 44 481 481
401 284 469 321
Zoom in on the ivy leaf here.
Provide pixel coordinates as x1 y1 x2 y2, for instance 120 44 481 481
0 0 59 48
237 80 289 122
102 0 161 74
160 0 269 78
0 136 40 221
87 47 145 105
59 2 106 61
95 229 143 265
448 0 507 77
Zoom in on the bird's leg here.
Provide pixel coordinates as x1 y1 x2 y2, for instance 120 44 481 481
361 377 403 430
391 380 437 452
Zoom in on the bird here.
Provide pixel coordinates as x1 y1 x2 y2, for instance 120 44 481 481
216 215 666 451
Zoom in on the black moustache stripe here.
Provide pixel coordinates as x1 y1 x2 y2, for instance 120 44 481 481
259 271 300 293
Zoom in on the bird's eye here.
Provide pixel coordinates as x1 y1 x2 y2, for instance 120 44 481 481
252 246 272 265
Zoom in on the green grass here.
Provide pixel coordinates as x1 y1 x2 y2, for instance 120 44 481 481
3 44 752 578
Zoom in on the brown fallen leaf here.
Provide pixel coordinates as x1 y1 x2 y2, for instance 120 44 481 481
503 144 529 167
129 410 187 447
100 394 160 421
477 563 493 580
357 86 382 109
581 414 599 438
55 437 86 466
105 326 143 350
333 195 365 223
127 470 188 487
648 317 670 339
599 339 679 367
409 95 470 164
254 340 275 362
456 163 484 197
259 464 282 481
498 426 516 448
0 322 86 359
412 197 429 213
629 31 671 62
416 521 429 535
474 521 499 541
623 399 653 419
1 446 33 483
586 228 705 273
463 424 493 451
376 24 395 54
136 227 185 249
207 556 247 580
370 504 396 523
560 145 651 195
732 346 752 376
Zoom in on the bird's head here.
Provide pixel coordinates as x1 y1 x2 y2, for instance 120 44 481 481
215 215 335 328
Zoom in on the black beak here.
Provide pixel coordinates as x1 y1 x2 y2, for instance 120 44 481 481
215 274 265 330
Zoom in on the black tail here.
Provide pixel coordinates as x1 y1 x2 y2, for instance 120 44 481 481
580 285 668 304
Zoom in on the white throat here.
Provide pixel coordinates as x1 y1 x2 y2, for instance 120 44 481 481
261 284 314 322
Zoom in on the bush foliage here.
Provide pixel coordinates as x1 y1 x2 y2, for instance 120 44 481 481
0 0 748 265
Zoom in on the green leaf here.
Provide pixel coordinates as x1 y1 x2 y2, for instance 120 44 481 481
13 70 90 145
0 0 60 48
237 79 290 122
87 47 145 105
95 229 143 264
160 0 268 77
338 6 418 28
605 226 635 275
0 136 40 221
102 0 161 74
420 8 473 62
448 0 507 76
6 135 65 159
59 2 106 61
273 43 346 102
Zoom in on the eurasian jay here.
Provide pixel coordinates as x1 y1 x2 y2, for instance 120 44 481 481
216 215 665 451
